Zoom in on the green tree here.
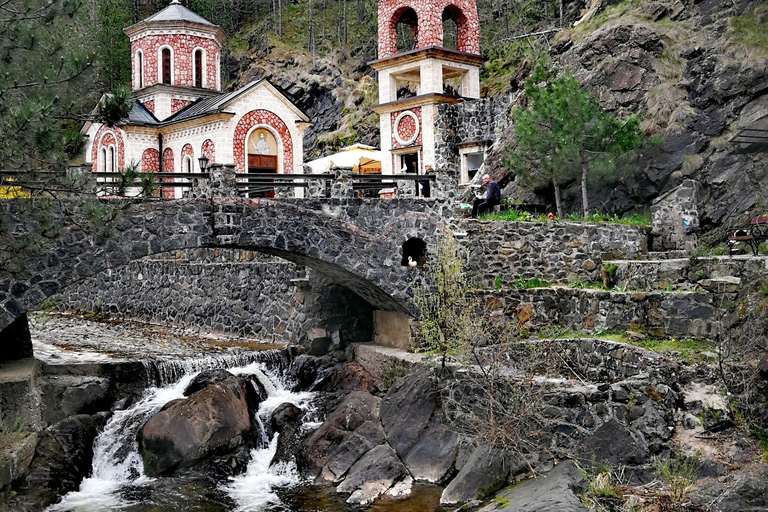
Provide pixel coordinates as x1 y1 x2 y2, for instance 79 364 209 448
96 0 133 90
506 60 647 217
0 0 132 274
413 235 475 370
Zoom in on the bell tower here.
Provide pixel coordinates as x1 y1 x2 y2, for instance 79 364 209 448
370 0 483 176
123 0 226 120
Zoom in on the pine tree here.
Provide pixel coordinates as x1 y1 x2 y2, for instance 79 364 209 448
506 60 647 217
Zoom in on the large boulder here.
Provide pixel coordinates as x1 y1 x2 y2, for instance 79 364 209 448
323 420 386 482
479 461 588 512
379 368 437 458
440 445 515 505
335 443 409 507
303 390 380 477
403 418 458 483
12 414 107 510
137 377 255 476
576 419 647 466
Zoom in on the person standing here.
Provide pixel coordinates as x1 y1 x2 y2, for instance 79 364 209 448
471 174 500 218
420 165 434 198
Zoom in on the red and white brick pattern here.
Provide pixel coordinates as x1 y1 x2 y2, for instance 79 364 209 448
172 99 192 114
162 147 175 198
202 139 215 164
377 0 479 58
141 148 160 173
181 143 194 171
91 126 125 173
233 110 293 174
142 100 155 114
131 34 219 90
391 108 422 149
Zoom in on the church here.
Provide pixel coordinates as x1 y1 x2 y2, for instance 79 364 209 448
81 0 311 198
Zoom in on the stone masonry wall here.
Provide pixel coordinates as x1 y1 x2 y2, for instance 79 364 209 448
461 220 648 287
55 249 375 346
434 95 511 170
476 287 729 340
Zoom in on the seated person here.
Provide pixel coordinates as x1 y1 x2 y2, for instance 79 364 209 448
471 174 501 218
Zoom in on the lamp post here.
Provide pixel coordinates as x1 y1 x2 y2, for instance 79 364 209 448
198 154 209 173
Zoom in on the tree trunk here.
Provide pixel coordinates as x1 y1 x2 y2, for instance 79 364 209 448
552 177 564 218
581 164 589 218
559 0 564 26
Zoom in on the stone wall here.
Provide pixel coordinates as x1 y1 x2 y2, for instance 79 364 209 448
650 179 700 251
54 249 375 346
476 287 727 339
460 220 648 286
434 95 511 171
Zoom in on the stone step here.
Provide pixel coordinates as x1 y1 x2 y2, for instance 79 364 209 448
646 250 689 260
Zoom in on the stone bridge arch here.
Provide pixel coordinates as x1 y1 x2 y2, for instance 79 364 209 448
1 197 448 345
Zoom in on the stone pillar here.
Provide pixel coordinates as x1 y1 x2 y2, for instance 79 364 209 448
331 169 354 198
395 178 416 198
650 179 700 251
190 163 237 199
0 314 33 363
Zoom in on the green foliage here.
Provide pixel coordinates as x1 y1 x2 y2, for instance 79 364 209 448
505 59 649 217
413 235 474 369
513 276 549 289
753 428 768 463
653 452 699 503
95 0 133 89
727 5 768 58
494 276 502 290
97 86 134 128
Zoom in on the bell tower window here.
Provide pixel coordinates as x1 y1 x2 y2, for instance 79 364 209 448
162 48 172 85
194 49 203 88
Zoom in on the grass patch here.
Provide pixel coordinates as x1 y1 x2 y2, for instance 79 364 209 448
753 428 768 463
513 276 550 289
480 209 650 226
726 5 768 58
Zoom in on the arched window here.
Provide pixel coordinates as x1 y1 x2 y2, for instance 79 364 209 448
395 8 418 53
193 49 204 88
108 146 115 173
161 48 172 85
136 50 144 88
183 155 192 173
441 9 458 50
100 147 107 173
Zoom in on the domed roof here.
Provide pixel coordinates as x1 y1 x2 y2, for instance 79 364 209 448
142 0 214 26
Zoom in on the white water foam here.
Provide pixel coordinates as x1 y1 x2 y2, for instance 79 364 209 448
47 373 197 511
46 358 314 512
224 362 316 510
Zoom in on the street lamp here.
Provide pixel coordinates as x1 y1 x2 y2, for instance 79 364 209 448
198 154 209 172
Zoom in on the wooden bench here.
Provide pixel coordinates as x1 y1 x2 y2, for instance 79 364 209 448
727 214 768 255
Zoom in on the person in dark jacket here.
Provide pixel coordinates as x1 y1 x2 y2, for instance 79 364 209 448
471 174 501 218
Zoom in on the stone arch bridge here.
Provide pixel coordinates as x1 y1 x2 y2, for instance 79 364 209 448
1 195 452 347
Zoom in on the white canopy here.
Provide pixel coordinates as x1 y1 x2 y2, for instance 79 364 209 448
305 144 383 174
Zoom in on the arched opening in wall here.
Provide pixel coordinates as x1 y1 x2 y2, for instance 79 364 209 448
401 238 427 267
193 49 204 88
395 8 418 53
100 147 107 173
108 146 115 173
442 8 459 50
246 127 279 198
136 50 144 88
161 48 172 85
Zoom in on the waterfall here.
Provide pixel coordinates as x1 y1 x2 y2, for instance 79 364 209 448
46 353 314 512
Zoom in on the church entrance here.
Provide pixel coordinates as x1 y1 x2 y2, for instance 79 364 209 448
247 129 278 198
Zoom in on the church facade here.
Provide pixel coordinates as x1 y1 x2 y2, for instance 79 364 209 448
81 0 310 197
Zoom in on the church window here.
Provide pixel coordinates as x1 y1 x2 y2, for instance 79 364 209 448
162 48 171 85
194 49 203 88
137 51 144 88
108 146 115 173
100 147 107 173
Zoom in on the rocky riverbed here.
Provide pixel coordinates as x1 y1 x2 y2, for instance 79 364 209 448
2 313 768 511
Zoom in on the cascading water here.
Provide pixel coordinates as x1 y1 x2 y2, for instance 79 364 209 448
46 354 314 512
